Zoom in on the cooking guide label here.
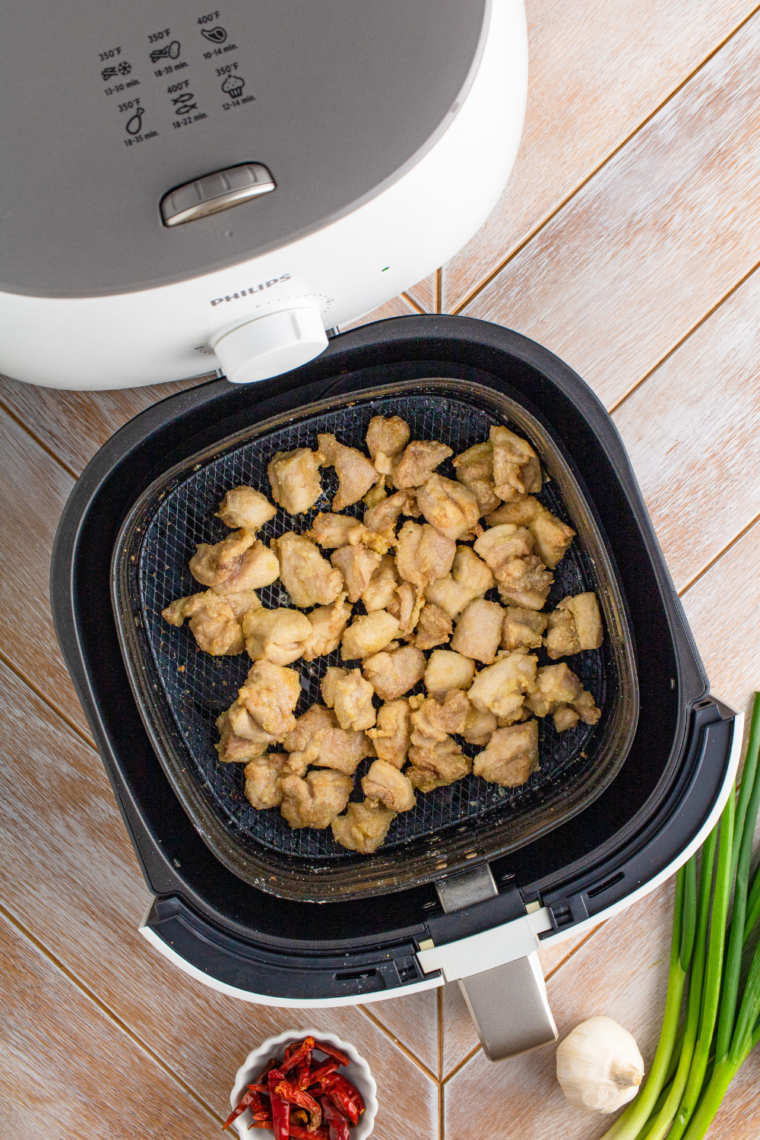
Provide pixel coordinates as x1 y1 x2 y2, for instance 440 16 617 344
96 8 255 150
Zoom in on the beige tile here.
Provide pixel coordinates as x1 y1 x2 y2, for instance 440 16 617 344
361 987 440 1077
405 273 438 313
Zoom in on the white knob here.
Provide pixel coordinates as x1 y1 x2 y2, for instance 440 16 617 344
212 304 328 385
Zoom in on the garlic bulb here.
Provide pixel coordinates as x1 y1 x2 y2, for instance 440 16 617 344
556 1016 644 1114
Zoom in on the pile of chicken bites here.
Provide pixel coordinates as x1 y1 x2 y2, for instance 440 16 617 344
162 415 604 854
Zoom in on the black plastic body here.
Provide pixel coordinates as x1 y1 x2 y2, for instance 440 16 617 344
51 315 735 1001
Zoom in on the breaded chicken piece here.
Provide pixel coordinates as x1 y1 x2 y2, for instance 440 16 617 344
215 707 273 762
317 432 380 509
451 599 505 664
274 532 344 608
306 512 389 554
331 800 396 853
280 769 354 829
224 700 279 749
525 662 601 728
331 544 382 603
243 753 289 809
362 758 416 812
361 554 399 612
502 607 548 651
366 699 412 768
366 415 411 475
495 555 553 611
387 580 425 635
462 706 498 746
473 721 539 787
410 690 470 743
409 603 452 650
416 474 479 541
544 593 604 659
237 660 301 738
485 496 575 569
162 590 245 656
364 488 419 541
424 545 495 619
190 530 280 592
341 611 400 660
267 447 323 515
392 440 453 489
302 593 352 661
490 425 542 502
424 650 476 698
363 479 389 509
282 704 372 776
220 590 264 622
473 524 535 574
321 666 377 731
395 521 456 588
452 440 500 516
242 607 312 666
468 650 538 723
216 486 277 532
407 737 471 792
363 645 426 701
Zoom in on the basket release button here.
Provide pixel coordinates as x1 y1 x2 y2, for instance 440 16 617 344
160 163 275 226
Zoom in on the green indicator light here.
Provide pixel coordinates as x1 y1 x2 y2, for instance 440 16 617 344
381 266 390 271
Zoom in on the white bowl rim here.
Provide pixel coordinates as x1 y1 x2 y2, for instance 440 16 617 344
230 1027 378 1140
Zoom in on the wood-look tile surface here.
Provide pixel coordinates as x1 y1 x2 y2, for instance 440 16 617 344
464 14 760 410
442 0 757 313
362 988 440 1078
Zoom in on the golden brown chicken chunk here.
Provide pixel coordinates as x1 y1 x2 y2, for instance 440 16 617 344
237 660 301 738
280 769 354 829
243 753 289 809
473 721 539 787
495 555 554 611
411 689 470 743
485 496 575 569
392 440 453 489
361 554 399 613
341 611 400 661
223 700 279 749
395 521 456 588
416 474 479 541
283 704 372 776
331 800 396 853
162 591 246 655
450 599 505 664
387 580 424 636
189 530 280 593
501 607 548 651
317 433 380 510
366 699 412 768
424 545 495 619
468 650 538 723
302 593 352 661
362 644 426 701
424 649 476 698
215 707 273 762
364 488 419 541
452 441 500 516
306 512 389 554
525 663 601 728
366 415 411 474
267 447 323 515
330 543 381 603
462 705 498 746
410 603 452 650
362 759 416 812
242 607 312 666
407 737 471 792
216 486 277 532
544 593 604 659
490 425 542 502
321 666 377 731
274 532 344 608
473 524 534 574
221 590 265 622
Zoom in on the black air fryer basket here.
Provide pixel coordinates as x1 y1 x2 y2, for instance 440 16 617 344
52 316 738 1006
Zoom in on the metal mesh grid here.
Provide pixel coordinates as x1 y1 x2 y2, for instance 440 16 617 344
136 393 608 861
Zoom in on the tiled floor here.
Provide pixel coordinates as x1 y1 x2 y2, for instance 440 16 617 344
3 2 760 1136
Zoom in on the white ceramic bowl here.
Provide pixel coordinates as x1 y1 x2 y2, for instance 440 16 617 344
230 1028 378 1140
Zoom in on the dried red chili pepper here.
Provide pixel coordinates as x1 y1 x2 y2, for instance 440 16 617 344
223 1087 264 1131
321 1097 350 1140
296 1060 312 1091
313 1041 350 1067
320 1073 364 1126
268 1068 291 1140
282 1036 315 1075
289 1126 329 1140
306 1061 338 1091
275 1080 322 1131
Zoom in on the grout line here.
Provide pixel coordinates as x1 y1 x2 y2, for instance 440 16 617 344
677 509 760 597
449 1 760 317
0 899 223 1125
438 1072 445 1140
435 268 443 315
441 1043 481 1085
401 290 427 316
437 986 443 1082
608 256 760 415
0 648 96 751
0 397 80 481
543 922 606 982
357 1003 438 1084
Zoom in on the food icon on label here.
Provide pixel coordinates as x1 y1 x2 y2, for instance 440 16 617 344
221 74 245 98
201 26 227 44
125 105 146 135
118 61 132 75
150 40 181 63
101 66 118 81
172 91 198 113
